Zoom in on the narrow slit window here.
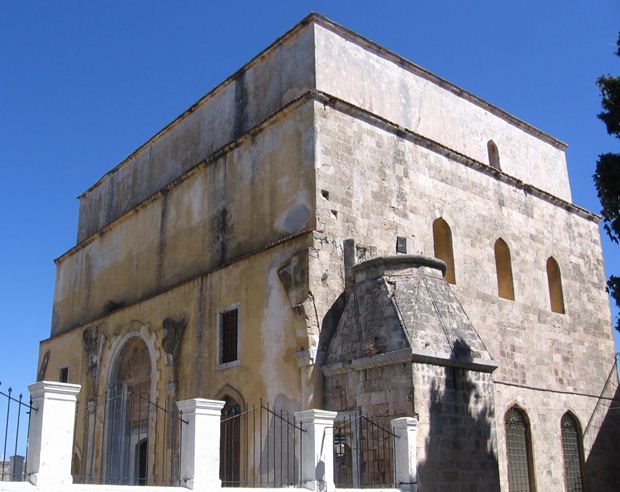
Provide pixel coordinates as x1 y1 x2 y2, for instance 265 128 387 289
561 412 585 492
433 218 456 284
219 308 239 365
495 239 515 300
505 406 535 492
546 257 565 314
488 140 501 170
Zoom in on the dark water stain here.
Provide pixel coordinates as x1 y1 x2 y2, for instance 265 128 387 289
106 173 117 226
156 192 169 283
193 276 207 396
233 70 249 140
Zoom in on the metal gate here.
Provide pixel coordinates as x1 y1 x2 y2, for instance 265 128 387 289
333 411 396 488
220 401 304 488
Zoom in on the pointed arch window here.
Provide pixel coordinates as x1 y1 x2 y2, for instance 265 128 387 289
505 406 535 492
495 239 515 300
488 140 501 170
561 412 585 492
432 218 456 284
546 257 565 314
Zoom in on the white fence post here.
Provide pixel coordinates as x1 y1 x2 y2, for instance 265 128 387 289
176 398 225 490
294 409 337 492
391 416 418 492
26 381 81 488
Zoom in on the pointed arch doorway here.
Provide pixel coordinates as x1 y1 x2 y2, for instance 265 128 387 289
220 395 242 487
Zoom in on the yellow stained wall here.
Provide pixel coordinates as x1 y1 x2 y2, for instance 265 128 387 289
39 234 311 482
52 98 316 336
40 96 318 483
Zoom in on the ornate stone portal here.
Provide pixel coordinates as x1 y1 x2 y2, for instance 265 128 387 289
103 337 152 485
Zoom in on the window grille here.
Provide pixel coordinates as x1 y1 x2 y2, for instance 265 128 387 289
561 413 584 492
505 407 534 492
220 309 239 364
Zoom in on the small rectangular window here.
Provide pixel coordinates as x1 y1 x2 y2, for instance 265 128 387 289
219 308 239 366
59 367 69 383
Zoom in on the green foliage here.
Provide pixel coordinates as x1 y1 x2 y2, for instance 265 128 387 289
594 153 620 243
594 32 620 331
597 74 620 137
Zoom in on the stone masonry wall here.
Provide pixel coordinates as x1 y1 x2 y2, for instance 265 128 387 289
325 365 415 419
313 21 571 201
310 100 616 491
413 363 499 492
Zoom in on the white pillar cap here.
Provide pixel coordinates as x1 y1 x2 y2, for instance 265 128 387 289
177 398 225 416
29 381 81 400
294 408 338 425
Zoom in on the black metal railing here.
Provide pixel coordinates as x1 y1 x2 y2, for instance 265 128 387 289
220 401 305 488
0 382 35 482
334 412 396 489
72 387 185 486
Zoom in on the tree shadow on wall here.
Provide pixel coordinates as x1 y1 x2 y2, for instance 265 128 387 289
585 384 620 491
416 338 500 492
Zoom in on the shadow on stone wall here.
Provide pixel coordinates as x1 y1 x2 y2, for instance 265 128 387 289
585 384 620 491
416 339 500 492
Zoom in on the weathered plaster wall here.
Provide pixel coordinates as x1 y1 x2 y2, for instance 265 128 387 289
311 101 615 491
76 20 316 242
54 100 316 335
40 236 309 483
313 22 572 202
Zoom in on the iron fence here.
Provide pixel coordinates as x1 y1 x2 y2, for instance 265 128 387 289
220 401 305 488
333 411 396 489
72 387 184 486
0 382 35 482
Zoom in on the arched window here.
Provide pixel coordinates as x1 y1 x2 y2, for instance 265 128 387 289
546 257 565 314
488 140 501 170
505 406 535 491
561 413 585 492
495 239 515 300
433 218 456 284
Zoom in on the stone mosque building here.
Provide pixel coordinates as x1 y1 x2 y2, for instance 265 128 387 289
36 13 618 492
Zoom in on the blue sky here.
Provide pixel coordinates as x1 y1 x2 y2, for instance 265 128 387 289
0 0 618 401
